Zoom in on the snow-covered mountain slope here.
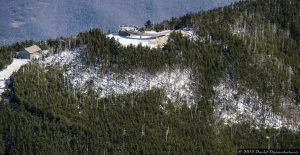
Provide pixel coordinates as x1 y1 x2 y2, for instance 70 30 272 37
42 48 195 105
214 80 300 132
40 47 300 132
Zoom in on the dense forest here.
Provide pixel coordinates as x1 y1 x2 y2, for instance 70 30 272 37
0 0 299 154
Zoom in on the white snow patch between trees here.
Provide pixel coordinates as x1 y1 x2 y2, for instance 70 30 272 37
42 48 195 105
213 81 299 131
0 59 29 99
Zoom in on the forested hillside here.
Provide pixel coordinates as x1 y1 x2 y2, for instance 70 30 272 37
155 0 300 107
0 0 299 154
1 64 299 154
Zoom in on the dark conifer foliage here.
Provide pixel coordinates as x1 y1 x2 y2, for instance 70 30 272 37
0 64 299 154
0 0 300 154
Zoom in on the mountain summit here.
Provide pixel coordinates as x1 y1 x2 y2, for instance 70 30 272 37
0 0 238 44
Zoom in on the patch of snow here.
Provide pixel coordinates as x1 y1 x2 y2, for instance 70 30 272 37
213 81 299 131
181 30 199 41
41 48 195 105
107 34 157 48
42 50 76 66
0 59 29 98
71 67 194 104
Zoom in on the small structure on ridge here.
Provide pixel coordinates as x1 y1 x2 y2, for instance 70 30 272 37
17 45 41 59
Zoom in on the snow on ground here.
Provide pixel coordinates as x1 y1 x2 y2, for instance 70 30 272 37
107 34 158 48
213 81 299 131
40 47 300 131
42 50 76 66
107 30 198 48
180 30 199 41
70 67 194 104
42 48 195 105
0 59 29 99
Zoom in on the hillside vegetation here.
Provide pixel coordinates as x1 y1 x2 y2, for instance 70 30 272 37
0 0 299 154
